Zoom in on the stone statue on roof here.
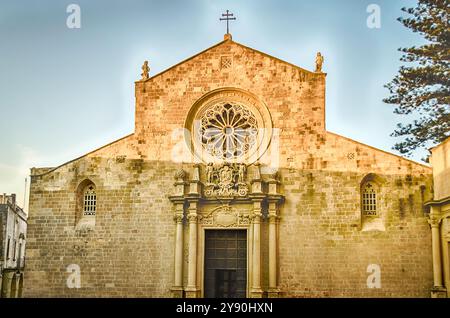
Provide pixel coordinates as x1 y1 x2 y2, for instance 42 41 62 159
315 52 324 73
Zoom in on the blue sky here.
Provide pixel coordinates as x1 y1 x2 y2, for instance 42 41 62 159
0 0 427 209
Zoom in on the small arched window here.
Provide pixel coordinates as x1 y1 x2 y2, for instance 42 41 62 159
362 182 377 216
360 174 385 232
75 179 97 229
83 184 96 216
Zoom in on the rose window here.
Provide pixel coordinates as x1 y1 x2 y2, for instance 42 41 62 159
199 102 258 160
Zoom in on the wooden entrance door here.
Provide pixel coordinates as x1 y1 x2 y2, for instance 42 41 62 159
204 230 247 298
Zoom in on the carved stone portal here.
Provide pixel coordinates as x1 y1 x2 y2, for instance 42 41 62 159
169 161 284 298
204 163 249 197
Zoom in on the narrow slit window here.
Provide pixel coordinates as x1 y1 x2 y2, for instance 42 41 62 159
6 237 11 259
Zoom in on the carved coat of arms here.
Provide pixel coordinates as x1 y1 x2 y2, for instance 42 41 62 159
204 163 249 197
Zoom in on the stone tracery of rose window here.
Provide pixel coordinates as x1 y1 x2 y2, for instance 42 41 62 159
199 102 258 160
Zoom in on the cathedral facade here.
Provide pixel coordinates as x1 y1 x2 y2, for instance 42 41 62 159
24 35 438 298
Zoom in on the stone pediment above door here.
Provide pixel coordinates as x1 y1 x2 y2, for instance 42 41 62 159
200 205 251 227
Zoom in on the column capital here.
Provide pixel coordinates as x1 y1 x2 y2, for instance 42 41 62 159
250 198 263 222
171 199 186 224
428 215 442 228
187 213 198 223
173 214 184 223
268 214 280 223
251 213 262 224
186 197 199 223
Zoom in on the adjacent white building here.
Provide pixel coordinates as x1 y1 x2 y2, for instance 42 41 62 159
0 193 27 298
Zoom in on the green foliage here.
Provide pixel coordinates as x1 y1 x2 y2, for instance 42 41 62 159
384 0 450 157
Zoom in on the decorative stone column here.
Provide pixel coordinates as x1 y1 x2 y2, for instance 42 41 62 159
169 169 187 298
267 172 282 297
428 206 447 298
250 199 263 298
185 164 201 298
185 199 199 298
172 205 184 297
250 163 264 298
267 199 281 298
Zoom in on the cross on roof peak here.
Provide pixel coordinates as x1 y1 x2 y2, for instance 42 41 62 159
220 10 236 36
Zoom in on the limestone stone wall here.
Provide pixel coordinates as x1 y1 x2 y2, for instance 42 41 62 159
25 156 433 297
279 169 432 297
26 158 191 297
25 38 434 297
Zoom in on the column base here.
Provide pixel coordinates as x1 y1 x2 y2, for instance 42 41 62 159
250 288 264 298
267 288 281 298
431 286 447 298
171 287 184 298
185 287 200 298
